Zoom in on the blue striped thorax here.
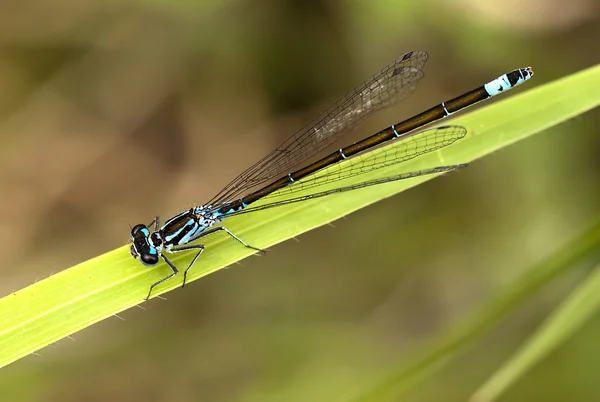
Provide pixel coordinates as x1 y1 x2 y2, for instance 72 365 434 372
161 207 219 248
130 206 225 270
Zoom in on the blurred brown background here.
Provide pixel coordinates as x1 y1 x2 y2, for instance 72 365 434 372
1 0 599 401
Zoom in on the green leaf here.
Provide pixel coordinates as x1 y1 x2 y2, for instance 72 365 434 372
345 214 600 402
1 64 599 369
469 263 600 402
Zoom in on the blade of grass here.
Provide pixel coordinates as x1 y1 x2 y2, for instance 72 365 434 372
0 64 599 369
470 261 600 402
345 215 600 402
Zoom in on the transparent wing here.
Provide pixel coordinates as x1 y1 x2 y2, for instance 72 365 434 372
216 125 467 215
226 165 467 216
207 50 429 205
263 125 466 199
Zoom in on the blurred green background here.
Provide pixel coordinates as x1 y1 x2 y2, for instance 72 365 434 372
1 0 599 401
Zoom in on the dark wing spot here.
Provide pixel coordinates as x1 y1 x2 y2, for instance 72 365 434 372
392 67 404 77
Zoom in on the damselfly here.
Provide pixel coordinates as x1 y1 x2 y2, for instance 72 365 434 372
130 50 533 300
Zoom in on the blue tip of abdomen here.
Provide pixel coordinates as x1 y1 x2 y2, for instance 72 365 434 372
484 67 534 97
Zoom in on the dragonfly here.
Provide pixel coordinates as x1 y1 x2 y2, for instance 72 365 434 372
129 50 533 300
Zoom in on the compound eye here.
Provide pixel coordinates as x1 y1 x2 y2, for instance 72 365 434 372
131 224 147 237
141 253 159 266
